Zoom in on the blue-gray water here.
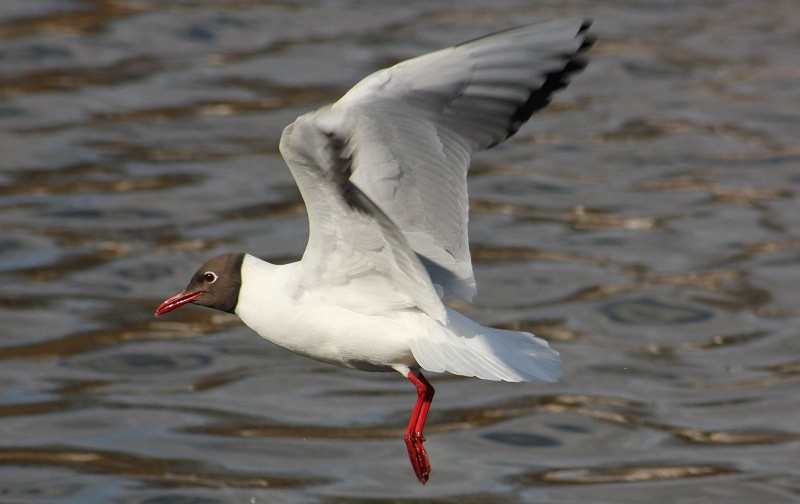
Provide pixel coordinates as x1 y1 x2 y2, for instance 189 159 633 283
1 1 799 503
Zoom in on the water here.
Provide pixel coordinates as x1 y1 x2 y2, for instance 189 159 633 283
1 1 799 502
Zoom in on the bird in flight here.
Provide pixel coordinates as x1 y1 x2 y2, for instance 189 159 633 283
156 18 593 484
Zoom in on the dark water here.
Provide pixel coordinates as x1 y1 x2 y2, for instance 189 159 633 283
1 1 799 502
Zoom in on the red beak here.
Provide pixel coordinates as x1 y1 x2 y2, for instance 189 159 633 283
155 290 203 317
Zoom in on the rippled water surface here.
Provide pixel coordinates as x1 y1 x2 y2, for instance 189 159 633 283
2 1 799 503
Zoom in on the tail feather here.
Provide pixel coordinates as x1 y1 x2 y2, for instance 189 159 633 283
410 309 563 382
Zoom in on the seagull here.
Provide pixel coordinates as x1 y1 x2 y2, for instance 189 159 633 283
156 18 593 484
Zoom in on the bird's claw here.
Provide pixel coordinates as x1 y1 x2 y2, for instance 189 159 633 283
405 432 431 484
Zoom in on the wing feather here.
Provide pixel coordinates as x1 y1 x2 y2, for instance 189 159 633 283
280 110 447 322
277 18 593 322
337 18 593 299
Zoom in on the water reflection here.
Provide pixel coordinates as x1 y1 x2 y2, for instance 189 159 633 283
0 446 314 489
1 0 799 502
515 464 739 485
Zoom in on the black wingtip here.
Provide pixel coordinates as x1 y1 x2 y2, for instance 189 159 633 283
578 19 597 53
498 18 595 145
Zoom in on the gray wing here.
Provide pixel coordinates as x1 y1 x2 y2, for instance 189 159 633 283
280 109 447 322
333 18 593 300
279 19 593 316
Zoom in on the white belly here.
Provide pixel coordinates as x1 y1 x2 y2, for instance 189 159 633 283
233 255 428 372
237 300 418 372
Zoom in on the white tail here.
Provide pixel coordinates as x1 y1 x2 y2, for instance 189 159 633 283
410 309 563 382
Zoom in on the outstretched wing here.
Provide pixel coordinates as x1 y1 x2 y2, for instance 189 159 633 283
279 19 593 319
337 18 593 300
280 109 447 322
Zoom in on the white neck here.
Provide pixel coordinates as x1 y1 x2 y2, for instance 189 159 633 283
236 253 299 311
234 253 303 343
232 253 416 371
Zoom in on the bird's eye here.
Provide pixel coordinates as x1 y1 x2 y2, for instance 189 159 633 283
203 271 218 283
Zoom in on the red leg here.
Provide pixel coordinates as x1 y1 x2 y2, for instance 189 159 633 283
404 371 435 484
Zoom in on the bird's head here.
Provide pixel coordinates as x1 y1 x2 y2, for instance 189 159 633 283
155 252 245 316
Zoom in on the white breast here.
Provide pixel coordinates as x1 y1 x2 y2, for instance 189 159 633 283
235 254 417 371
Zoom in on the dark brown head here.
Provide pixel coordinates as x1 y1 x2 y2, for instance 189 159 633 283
155 253 245 316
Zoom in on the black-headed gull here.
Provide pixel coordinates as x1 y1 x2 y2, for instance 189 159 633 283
156 18 593 484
